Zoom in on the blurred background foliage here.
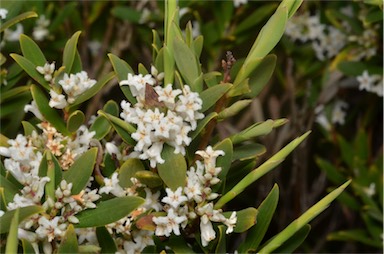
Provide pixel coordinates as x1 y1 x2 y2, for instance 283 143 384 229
0 0 382 253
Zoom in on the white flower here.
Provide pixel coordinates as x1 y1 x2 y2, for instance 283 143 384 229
152 215 171 237
76 228 98 245
0 8 8 19
152 209 186 237
99 172 126 197
33 15 50 41
200 215 216 247
143 188 162 212
161 187 188 209
36 216 66 242
195 146 225 170
36 62 55 82
120 73 155 101
357 70 375 92
4 24 23 41
49 90 68 109
364 183 376 197
155 84 181 108
233 0 247 8
24 100 44 120
225 212 237 234
142 142 165 168
0 210 4 217
58 71 96 103
331 100 348 125
105 142 122 160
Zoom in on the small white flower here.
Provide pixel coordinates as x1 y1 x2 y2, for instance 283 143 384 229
225 212 237 234
331 100 348 125
24 100 44 120
233 0 248 8
36 216 66 242
357 70 375 92
33 15 50 41
0 210 4 217
36 62 55 82
0 8 8 19
99 172 126 197
143 188 162 212
200 215 216 247
161 187 188 209
49 90 68 109
4 24 23 41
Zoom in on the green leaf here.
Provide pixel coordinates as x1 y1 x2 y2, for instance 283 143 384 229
235 4 277 35
10 54 50 90
230 120 275 144
71 50 83 74
70 72 114 107
216 131 310 209
157 145 187 190
233 143 266 161
0 206 43 234
0 85 31 103
224 208 258 233
135 170 163 188
63 148 98 194
6 208 19 254
190 112 218 140
19 34 46 66
259 180 351 253
246 54 276 98
67 110 85 133
62 31 81 74
215 225 226 254
30 84 69 135
21 121 37 136
98 110 136 145
0 11 37 33
238 184 279 253
218 100 252 120
22 239 36 254
58 224 78 254
173 37 200 91
193 36 204 58
75 196 145 228
0 175 19 205
108 54 134 82
118 158 145 188
200 83 232 112
167 235 196 253
337 135 354 168
96 226 117 253
274 224 311 253
212 138 233 191
90 100 119 140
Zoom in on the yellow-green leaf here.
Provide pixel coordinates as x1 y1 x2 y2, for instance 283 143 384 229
118 158 145 188
67 110 85 133
0 206 43 234
62 31 81 74
200 83 232 112
58 224 78 254
135 170 163 188
20 34 46 66
6 208 19 254
0 11 37 33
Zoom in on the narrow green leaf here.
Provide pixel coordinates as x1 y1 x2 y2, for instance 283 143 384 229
167 235 195 254
157 145 187 190
216 131 310 209
63 147 98 194
71 72 114 107
223 208 258 233
316 157 346 185
230 120 275 144
0 206 43 234
235 4 277 35
98 110 136 145
218 100 252 120
259 180 351 253
58 224 78 254
6 208 19 254
62 31 81 74
75 196 145 228
246 54 276 98
21 121 37 136
10 54 50 90
193 36 204 58
233 143 266 161
138 63 149 75
90 100 118 140
96 226 117 253
212 138 233 192
108 54 134 81
19 34 46 66
71 50 83 74
327 229 382 248
22 239 37 254
274 224 311 253
238 184 279 253
30 84 69 135
215 225 227 254
119 158 145 188
173 37 199 91
200 83 232 112
0 175 19 205
0 86 31 103
45 158 56 201
0 11 37 33
67 110 85 133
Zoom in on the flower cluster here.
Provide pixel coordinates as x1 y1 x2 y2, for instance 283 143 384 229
153 146 237 247
356 70 383 97
315 100 349 130
33 15 50 41
0 123 99 252
35 63 97 109
120 71 204 167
